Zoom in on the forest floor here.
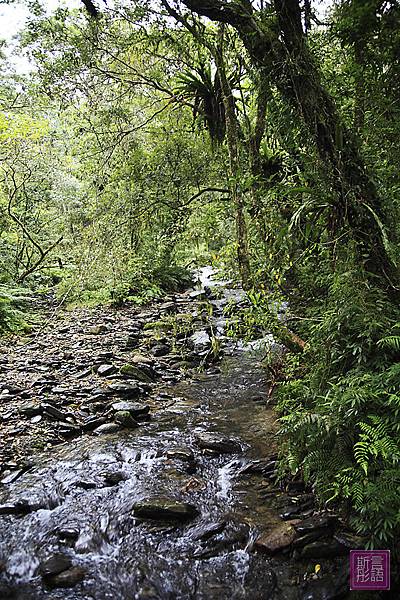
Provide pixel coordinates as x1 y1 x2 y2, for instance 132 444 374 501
0 284 358 599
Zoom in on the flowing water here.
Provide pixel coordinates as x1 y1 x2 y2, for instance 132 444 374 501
0 270 346 599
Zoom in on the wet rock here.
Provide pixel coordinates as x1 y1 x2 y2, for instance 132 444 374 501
300 539 348 559
111 401 150 418
45 566 86 588
39 553 72 577
97 364 117 377
195 432 242 454
114 410 138 428
255 520 300 554
159 301 176 313
239 458 277 476
189 331 211 352
103 471 126 486
55 527 80 542
107 383 140 397
190 520 226 541
120 364 154 382
30 414 42 424
294 514 338 535
93 423 120 435
333 531 365 549
292 530 328 549
1 467 29 485
301 571 348 600
81 416 107 432
279 496 314 520
0 500 38 515
132 497 199 521
166 447 195 462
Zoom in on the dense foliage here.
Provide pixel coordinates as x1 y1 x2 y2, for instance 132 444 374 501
1 0 400 547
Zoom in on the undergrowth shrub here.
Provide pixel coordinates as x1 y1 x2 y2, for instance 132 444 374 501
0 286 30 334
276 270 400 547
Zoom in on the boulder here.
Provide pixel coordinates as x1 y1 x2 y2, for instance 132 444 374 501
114 411 138 428
255 521 301 554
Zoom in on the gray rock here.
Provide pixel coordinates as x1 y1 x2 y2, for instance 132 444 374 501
97 364 117 376
195 432 242 454
41 403 67 421
294 514 338 535
132 497 199 521
166 447 195 462
107 383 140 397
93 423 120 435
152 344 170 357
88 324 107 335
111 401 150 417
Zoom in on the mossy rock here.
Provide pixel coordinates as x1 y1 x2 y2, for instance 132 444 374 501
120 364 154 382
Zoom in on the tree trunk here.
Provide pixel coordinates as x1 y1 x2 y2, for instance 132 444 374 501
214 30 251 288
180 0 397 285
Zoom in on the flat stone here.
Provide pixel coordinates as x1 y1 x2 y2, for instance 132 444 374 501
131 354 154 366
111 401 150 417
0 500 37 515
132 497 199 521
97 364 117 376
107 383 140 397
41 403 67 421
39 554 72 577
55 527 80 542
255 520 301 554
81 417 107 432
195 432 242 454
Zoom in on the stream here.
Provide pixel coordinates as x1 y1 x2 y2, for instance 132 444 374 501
0 269 351 599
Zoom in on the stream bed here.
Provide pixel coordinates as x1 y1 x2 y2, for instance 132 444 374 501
0 270 351 599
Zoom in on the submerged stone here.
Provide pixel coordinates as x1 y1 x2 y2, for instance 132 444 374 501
39 554 72 577
45 566 86 588
132 497 199 521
